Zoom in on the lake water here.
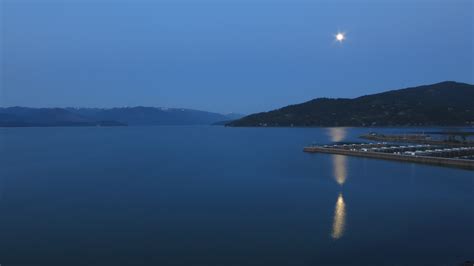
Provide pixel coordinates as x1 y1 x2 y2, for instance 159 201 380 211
0 126 472 265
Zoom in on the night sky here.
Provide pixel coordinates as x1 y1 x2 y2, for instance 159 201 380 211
1 0 473 113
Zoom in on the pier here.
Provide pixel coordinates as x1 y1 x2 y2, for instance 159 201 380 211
304 143 474 170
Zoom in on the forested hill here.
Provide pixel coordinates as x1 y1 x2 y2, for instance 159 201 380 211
227 81 474 127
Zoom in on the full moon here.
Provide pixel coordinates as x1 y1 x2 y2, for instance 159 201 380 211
335 32 345 42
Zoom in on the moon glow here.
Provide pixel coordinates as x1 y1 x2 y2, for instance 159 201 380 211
335 32 345 43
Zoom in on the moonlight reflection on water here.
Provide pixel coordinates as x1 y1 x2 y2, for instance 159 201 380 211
331 193 347 240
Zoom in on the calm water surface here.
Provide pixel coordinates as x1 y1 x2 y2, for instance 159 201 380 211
0 126 472 265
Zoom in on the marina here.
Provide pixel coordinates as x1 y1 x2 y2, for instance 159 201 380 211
304 142 474 170
360 132 474 147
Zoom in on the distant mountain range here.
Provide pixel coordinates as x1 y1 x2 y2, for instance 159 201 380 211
0 107 243 127
227 81 474 127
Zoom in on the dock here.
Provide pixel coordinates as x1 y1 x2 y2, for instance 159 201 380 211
304 143 474 170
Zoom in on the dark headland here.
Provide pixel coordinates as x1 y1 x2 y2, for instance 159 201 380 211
227 81 474 127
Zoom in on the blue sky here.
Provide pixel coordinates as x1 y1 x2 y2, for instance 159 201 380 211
1 0 472 113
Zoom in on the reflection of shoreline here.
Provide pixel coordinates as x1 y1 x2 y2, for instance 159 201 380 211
331 193 346 240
